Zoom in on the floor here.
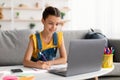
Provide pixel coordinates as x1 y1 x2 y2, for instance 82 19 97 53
99 76 120 80
86 76 120 80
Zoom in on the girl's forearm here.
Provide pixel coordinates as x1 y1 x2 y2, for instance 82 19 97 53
23 60 39 68
48 57 67 65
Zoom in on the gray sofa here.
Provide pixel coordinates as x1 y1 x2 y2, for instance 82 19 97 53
0 29 120 79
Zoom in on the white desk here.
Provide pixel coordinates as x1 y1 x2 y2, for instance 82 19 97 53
0 64 114 80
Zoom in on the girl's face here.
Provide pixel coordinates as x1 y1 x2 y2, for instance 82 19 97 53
42 15 61 34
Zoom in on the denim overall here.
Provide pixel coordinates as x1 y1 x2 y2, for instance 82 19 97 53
31 32 58 62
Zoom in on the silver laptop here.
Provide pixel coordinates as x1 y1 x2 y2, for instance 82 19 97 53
49 39 106 77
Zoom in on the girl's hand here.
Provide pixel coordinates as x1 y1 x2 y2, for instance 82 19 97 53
45 61 52 66
36 61 50 69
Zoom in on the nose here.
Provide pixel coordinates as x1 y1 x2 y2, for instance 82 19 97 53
52 24 57 29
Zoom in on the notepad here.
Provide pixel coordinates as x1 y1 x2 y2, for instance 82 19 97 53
0 73 4 78
19 76 35 80
3 75 18 80
18 74 35 80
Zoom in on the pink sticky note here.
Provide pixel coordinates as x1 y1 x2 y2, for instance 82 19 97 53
3 75 18 80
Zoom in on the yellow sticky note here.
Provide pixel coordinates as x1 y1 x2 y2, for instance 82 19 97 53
19 76 35 80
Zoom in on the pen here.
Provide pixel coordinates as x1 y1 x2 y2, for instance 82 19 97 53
111 49 114 54
32 68 39 71
39 52 47 61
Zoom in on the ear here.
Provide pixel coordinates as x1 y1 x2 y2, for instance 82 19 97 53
41 18 45 24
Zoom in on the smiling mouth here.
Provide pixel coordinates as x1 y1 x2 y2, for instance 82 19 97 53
49 28 56 32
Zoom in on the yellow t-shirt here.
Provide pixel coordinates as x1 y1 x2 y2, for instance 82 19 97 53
30 32 63 58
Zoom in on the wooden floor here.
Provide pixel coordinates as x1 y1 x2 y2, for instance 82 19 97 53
99 76 120 80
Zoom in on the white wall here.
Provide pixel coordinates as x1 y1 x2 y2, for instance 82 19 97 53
69 0 97 30
69 0 120 38
1 0 120 38
111 0 120 38
0 0 70 31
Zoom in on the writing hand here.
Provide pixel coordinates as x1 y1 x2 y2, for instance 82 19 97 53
36 61 50 69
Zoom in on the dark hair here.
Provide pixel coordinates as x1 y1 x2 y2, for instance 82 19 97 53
42 6 61 20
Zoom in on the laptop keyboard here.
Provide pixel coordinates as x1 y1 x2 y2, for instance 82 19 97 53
49 67 67 73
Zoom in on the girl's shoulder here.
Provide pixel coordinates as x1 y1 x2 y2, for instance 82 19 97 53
56 32 63 48
56 31 63 37
29 31 41 39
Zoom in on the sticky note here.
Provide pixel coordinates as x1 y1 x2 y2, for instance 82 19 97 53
19 76 35 80
3 75 18 80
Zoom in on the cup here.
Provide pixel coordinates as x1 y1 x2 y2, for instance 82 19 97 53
102 54 113 68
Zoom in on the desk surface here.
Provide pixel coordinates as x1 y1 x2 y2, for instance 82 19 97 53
0 64 114 80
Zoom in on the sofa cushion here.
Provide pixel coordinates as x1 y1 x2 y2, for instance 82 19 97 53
62 29 101 55
102 63 120 76
108 39 120 62
0 29 33 66
63 30 89 54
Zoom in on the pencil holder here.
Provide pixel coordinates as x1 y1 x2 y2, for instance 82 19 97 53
102 54 113 68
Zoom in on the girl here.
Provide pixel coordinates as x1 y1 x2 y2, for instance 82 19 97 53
23 6 67 69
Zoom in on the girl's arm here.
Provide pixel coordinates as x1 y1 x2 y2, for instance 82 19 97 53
23 39 50 69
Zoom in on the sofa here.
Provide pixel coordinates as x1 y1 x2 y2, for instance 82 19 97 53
0 29 120 79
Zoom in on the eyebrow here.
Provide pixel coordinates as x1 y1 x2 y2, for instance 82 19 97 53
47 20 60 24
48 20 53 23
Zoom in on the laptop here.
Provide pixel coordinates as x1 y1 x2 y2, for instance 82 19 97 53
49 39 106 77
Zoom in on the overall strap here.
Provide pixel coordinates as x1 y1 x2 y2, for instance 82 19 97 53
53 32 58 46
36 32 44 60
35 32 42 51
53 32 58 54
31 32 42 62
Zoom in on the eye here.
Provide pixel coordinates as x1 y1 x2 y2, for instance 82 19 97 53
56 23 61 26
56 23 59 26
49 23 53 25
